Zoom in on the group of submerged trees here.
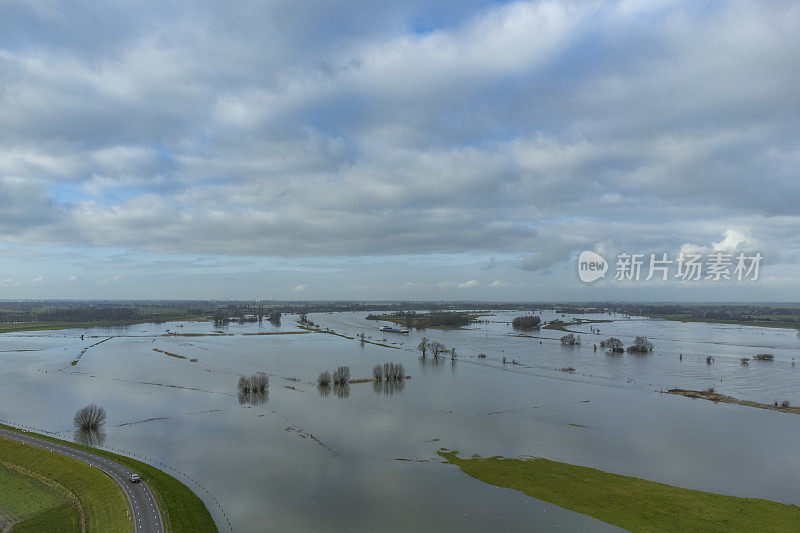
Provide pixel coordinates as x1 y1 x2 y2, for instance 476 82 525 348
317 366 351 398
317 367 351 387
512 315 541 330
560 333 581 345
317 363 407 398
372 362 407 394
417 337 456 360
372 362 406 381
238 372 269 405
597 336 654 354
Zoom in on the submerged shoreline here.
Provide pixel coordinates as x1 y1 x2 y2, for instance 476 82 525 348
666 389 800 415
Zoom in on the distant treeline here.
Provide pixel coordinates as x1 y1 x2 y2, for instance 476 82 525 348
608 303 800 329
2 300 799 330
0 305 189 324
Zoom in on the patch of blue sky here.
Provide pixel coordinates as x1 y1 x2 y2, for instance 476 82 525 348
48 183 89 205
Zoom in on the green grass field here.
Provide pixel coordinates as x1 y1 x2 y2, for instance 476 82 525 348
439 450 800 532
9 504 80 533
0 465 77 532
0 425 218 533
0 436 131 532
0 317 205 334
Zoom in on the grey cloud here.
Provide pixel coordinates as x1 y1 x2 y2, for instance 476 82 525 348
0 0 798 286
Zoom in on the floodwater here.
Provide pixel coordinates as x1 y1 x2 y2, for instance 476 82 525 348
0 311 799 532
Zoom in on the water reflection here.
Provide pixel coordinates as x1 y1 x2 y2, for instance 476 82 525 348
372 379 406 395
238 388 268 406
332 382 350 398
317 384 331 397
419 356 446 368
73 428 106 447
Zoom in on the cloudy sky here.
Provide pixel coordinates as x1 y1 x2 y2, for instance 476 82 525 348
0 0 798 301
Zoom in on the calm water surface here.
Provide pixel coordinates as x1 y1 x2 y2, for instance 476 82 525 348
1 311 798 531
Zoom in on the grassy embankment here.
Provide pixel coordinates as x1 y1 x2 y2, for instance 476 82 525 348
0 425 217 533
439 450 800 532
0 317 208 335
0 320 149 334
0 435 130 532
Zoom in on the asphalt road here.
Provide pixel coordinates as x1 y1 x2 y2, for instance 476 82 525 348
0 427 163 533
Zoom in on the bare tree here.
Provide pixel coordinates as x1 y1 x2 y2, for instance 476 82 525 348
429 341 446 359
74 404 107 430
450 347 457 361
252 372 269 393
417 337 429 358
390 363 405 381
332 365 351 385
318 371 331 387
373 364 383 381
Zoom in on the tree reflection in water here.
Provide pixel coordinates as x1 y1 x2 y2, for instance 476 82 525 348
372 379 405 395
238 388 268 406
73 428 106 447
332 382 350 398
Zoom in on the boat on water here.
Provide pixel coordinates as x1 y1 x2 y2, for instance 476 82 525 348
380 325 409 334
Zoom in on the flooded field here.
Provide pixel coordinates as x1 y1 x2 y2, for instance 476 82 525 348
1 311 799 531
